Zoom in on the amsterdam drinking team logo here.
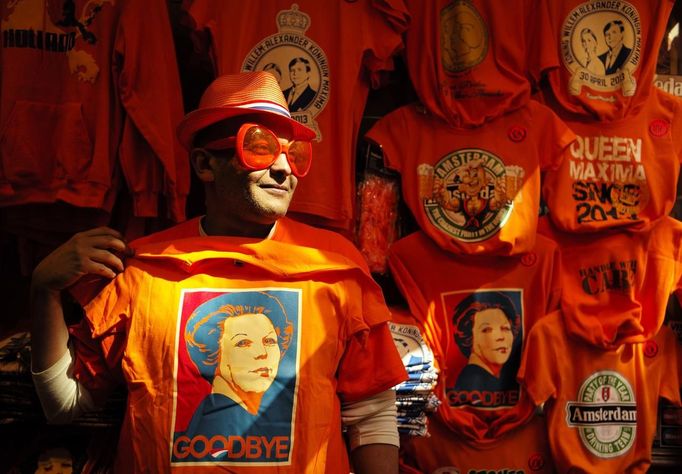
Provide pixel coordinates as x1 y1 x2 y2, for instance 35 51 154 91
418 150 523 242
241 4 329 140
440 0 488 74
566 371 637 458
561 1 641 97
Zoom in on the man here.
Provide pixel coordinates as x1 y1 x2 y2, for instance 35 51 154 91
598 20 632 75
30 71 406 473
282 57 317 111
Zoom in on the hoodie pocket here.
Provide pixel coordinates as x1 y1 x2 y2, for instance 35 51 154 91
0 100 94 186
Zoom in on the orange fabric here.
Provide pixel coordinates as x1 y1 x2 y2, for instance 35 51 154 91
365 100 575 256
538 216 682 349
70 218 406 473
400 414 555 474
533 0 675 121
402 0 538 127
519 311 682 473
541 87 682 233
184 0 409 229
387 230 561 442
0 0 187 221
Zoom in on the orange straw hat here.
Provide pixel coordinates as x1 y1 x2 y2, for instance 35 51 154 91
176 71 316 150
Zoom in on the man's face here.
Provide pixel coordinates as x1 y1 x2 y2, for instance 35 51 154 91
605 24 623 49
289 62 309 86
210 140 298 226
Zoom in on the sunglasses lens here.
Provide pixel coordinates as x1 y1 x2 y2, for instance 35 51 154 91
287 141 312 177
241 127 279 168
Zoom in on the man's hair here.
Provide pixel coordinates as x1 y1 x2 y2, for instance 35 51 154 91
603 20 625 34
452 291 520 357
288 57 311 73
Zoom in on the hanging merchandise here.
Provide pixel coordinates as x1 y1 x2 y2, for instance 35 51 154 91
400 0 539 128
0 0 188 222
534 0 675 121
399 413 555 474
519 311 682 473
181 0 410 231
365 101 575 256
387 230 560 443
541 87 682 233
539 215 682 348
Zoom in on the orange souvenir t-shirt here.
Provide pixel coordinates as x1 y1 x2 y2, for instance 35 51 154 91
402 0 537 128
365 100 575 256
542 87 682 233
183 0 409 230
400 414 555 474
539 215 682 349
533 0 675 121
387 230 561 442
70 218 407 473
519 311 682 474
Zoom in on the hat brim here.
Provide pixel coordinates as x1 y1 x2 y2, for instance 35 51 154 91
177 107 317 150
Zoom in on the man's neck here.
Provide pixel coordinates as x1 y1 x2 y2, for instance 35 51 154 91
200 215 278 239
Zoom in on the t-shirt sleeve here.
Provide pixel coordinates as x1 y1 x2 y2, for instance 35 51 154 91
531 100 576 172
364 107 412 173
70 275 131 397
362 0 409 88
517 315 560 406
336 274 408 403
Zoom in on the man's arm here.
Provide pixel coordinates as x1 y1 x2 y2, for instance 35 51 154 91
30 227 132 420
343 389 400 474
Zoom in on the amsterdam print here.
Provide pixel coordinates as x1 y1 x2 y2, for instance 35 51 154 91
171 289 301 466
418 149 524 242
241 4 329 140
561 1 641 96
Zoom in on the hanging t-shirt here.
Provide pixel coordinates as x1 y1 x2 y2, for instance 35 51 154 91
399 414 555 474
365 100 575 256
401 0 538 128
0 0 187 221
533 0 675 121
541 87 682 233
387 230 561 442
183 0 409 230
68 217 407 473
519 311 682 473
538 216 682 350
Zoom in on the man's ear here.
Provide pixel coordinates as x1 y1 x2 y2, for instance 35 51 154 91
190 148 216 182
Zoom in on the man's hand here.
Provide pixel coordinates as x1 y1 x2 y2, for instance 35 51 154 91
32 227 134 292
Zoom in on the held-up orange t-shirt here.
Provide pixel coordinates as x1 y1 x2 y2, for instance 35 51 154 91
402 0 537 128
365 100 575 256
533 0 675 121
70 218 407 473
519 311 682 474
183 0 409 230
542 87 682 233
538 215 682 349
387 230 561 442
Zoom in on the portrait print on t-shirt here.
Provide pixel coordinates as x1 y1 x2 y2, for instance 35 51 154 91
443 289 523 409
240 4 330 140
561 1 641 97
171 289 301 465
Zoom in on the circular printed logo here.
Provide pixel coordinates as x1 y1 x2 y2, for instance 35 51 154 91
439 0 488 74
418 150 523 242
241 4 329 140
560 1 641 96
649 119 670 138
566 371 637 458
